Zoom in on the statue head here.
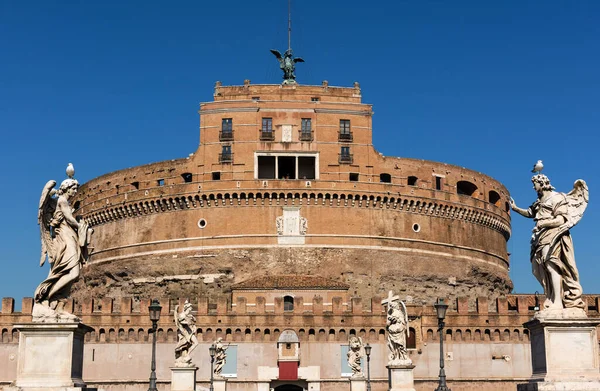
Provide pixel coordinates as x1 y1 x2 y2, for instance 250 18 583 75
183 300 192 313
58 178 79 198
531 173 555 192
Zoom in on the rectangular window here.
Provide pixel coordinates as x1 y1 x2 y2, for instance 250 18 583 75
222 118 232 132
435 176 443 190
222 145 231 155
341 146 350 156
221 345 237 377
258 156 276 179
311 97 320 102
297 157 315 179
278 156 296 179
301 118 312 132
340 344 364 377
262 118 273 132
212 172 221 181
349 173 359 182
157 179 164 186
340 119 351 134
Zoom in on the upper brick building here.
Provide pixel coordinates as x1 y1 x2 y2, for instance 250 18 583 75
71 79 512 307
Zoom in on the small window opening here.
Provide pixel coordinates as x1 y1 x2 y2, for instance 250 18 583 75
349 173 359 182
457 181 478 197
407 327 416 349
286 343 292 349
489 190 501 206
181 173 193 183
131 181 139 190
157 179 164 186
298 157 316 179
258 156 276 179
212 172 221 181
311 97 320 102
408 176 418 186
283 296 294 311
252 96 260 101
278 157 296 180
435 176 443 190
380 173 391 183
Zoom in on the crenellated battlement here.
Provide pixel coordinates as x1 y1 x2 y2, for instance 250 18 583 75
1 295 599 345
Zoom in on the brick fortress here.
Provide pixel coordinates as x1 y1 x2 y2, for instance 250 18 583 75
2 81 591 391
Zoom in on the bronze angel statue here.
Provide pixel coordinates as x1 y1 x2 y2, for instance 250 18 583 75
511 167 589 315
174 300 199 367
33 163 93 322
270 48 304 84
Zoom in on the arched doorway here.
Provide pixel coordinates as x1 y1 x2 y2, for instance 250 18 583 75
274 385 303 391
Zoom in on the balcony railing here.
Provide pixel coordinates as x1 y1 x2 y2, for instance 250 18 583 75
219 153 233 163
260 131 275 141
219 130 234 141
299 129 314 142
338 132 353 142
338 153 353 164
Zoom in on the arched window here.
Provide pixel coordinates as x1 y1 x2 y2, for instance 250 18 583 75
488 190 501 206
380 173 392 183
407 327 416 349
283 296 294 312
457 180 478 197
407 176 418 186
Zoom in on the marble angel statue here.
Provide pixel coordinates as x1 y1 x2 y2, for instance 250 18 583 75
347 336 364 377
213 337 230 376
33 163 93 322
386 296 410 364
174 300 199 367
511 167 589 315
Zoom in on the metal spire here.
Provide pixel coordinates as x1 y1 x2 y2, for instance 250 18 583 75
288 0 291 51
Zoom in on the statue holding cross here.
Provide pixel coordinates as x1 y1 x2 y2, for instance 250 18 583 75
382 290 411 365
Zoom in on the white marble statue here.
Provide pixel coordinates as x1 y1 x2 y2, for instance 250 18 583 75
213 337 230 376
347 336 364 377
511 167 589 316
174 300 199 367
382 291 411 365
33 164 93 322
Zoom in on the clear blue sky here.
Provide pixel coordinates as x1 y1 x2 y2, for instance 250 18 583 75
1 1 599 304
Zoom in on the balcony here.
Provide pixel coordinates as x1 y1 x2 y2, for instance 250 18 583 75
338 153 353 164
260 131 275 141
219 153 234 163
338 132 353 142
299 129 313 142
219 130 234 141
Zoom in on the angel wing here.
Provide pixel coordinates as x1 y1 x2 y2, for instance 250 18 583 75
293 57 305 63
270 49 282 60
565 179 589 228
38 180 58 267
400 300 409 337
547 179 589 254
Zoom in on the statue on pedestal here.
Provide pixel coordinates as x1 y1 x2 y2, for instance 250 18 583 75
213 337 230 377
33 163 93 322
382 290 411 365
347 336 364 377
270 49 304 84
174 300 199 367
511 163 589 317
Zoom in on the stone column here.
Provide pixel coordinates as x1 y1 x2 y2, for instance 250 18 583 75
213 376 227 391
349 376 367 391
517 316 600 391
171 366 198 391
387 364 416 391
8 322 93 391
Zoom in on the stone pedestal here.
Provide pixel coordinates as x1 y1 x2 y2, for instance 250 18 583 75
387 365 416 391
517 317 600 391
213 377 227 391
7 322 94 391
171 366 197 391
349 376 367 391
